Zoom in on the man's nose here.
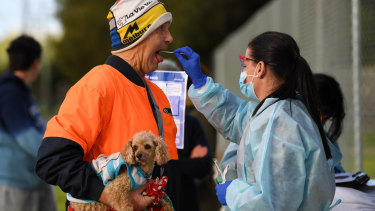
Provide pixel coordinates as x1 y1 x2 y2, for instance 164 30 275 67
165 29 173 44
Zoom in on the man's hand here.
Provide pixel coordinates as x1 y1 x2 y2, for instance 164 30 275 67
131 183 153 211
190 145 208 158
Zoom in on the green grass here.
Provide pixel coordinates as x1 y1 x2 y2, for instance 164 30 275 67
363 132 375 178
55 186 66 211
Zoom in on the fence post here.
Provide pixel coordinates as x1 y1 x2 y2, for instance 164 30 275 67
352 0 362 171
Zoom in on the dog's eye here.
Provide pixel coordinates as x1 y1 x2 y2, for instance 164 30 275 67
133 146 138 151
145 144 151 149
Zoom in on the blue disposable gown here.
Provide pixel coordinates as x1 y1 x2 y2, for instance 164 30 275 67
330 141 345 173
188 77 336 210
220 137 344 182
220 142 240 181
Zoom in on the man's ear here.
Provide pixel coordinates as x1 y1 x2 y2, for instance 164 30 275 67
31 59 40 71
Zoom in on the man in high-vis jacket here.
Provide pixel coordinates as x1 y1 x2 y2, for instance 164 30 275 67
36 1 178 210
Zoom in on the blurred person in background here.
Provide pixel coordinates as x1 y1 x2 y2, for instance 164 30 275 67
174 31 337 210
186 66 222 211
171 60 221 211
35 0 179 210
0 35 57 211
314 73 346 173
155 59 215 211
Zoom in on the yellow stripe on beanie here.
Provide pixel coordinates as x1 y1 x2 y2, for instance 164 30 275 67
118 3 167 45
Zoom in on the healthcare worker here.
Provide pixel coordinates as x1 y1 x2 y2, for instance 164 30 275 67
314 73 346 173
174 31 337 210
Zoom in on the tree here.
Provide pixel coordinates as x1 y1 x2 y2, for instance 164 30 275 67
361 0 375 66
54 0 113 83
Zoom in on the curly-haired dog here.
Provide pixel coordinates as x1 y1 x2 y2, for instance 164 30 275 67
70 131 172 211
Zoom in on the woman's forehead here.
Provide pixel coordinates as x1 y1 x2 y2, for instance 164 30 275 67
245 48 253 57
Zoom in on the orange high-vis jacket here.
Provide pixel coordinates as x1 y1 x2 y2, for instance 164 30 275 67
44 56 178 162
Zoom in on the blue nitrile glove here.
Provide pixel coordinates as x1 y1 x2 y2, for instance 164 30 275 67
215 181 231 205
174 46 207 88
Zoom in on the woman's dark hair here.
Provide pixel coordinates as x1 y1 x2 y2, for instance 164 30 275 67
314 73 345 143
249 31 332 159
7 35 42 72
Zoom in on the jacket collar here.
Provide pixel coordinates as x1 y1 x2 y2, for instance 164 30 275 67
253 98 279 117
0 72 29 93
105 55 145 87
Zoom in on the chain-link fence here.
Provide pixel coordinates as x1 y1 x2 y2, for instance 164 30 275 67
213 0 375 173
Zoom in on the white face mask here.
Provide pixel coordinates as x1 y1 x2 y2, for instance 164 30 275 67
238 63 259 101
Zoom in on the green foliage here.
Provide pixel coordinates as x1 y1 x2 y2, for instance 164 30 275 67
361 0 375 66
0 35 18 73
54 0 113 83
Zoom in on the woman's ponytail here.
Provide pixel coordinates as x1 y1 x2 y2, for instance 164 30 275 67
295 56 332 159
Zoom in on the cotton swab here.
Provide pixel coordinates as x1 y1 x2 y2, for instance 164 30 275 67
160 50 186 55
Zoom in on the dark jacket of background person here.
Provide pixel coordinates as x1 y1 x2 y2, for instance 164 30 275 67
0 72 45 188
153 112 213 211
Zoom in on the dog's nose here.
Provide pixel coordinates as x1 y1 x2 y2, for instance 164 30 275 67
136 154 143 160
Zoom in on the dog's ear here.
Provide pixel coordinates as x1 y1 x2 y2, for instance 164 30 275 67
154 136 169 165
122 140 135 164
